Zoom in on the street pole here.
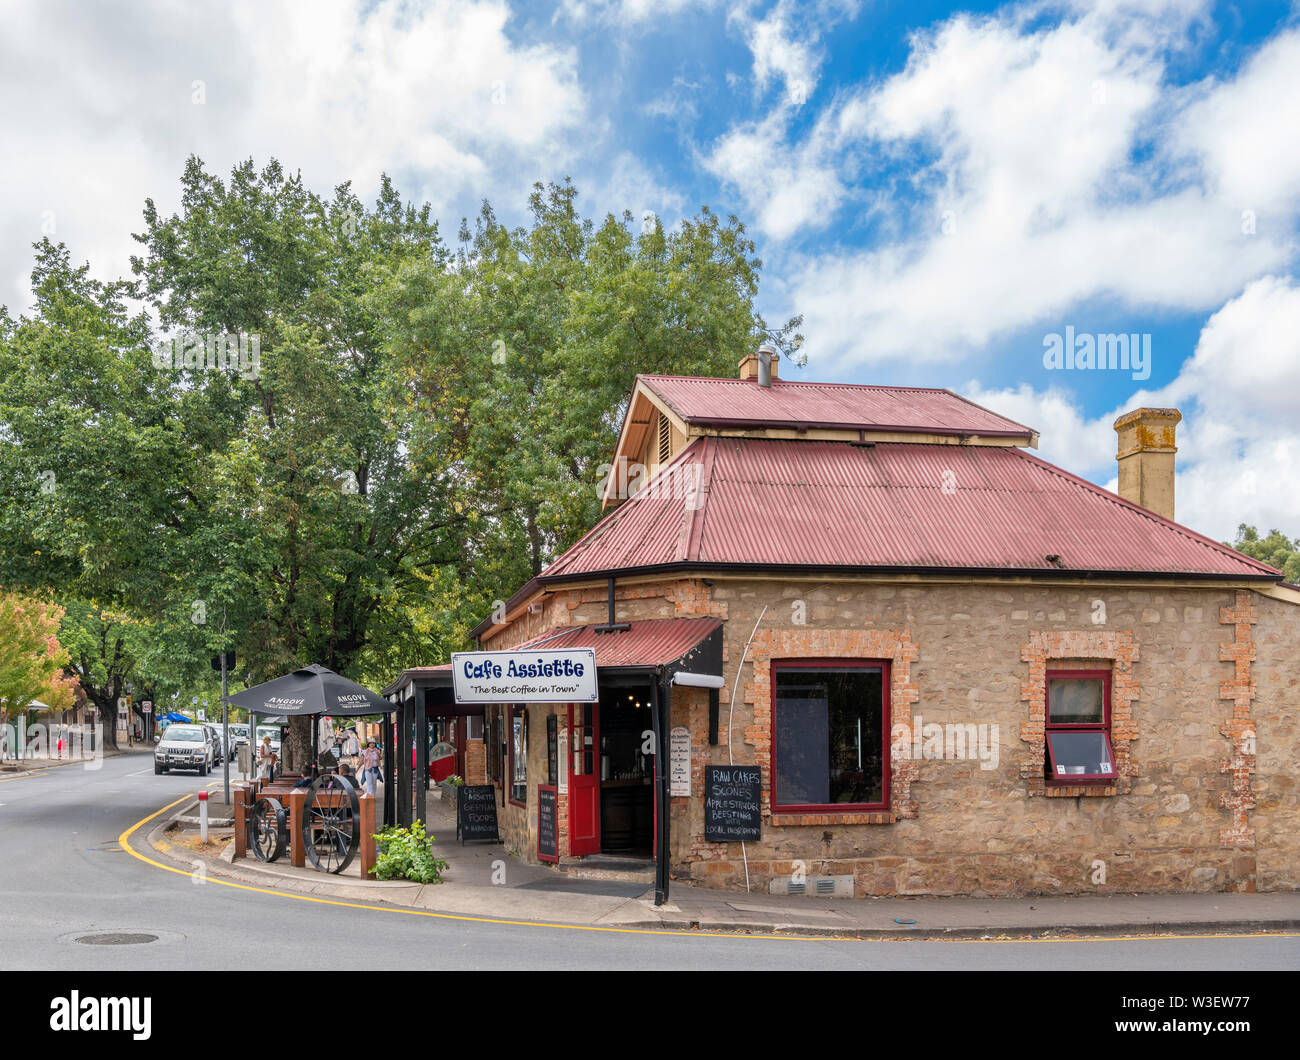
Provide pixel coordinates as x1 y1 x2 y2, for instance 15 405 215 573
221 652 231 805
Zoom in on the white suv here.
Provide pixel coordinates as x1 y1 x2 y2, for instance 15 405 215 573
154 725 212 775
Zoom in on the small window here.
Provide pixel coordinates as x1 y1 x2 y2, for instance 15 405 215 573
657 412 671 464
1045 671 1114 783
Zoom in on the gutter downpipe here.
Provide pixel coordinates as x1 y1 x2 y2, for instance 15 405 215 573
728 605 768 894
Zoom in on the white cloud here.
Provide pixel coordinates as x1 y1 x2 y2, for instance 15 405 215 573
744 0 822 101
964 276 1300 542
703 109 845 240
590 152 688 226
961 380 1116 473
557 0 717 25
0 0 586 310
1172 28 1300 217
711 4 1300 368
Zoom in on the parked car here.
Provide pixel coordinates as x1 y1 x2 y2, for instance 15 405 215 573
208 725 241 763
154 725 212 775
202 724 223 764
228 723 250 751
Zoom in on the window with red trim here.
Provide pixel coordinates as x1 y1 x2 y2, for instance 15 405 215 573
771 660 890 813
1044 670 1115 784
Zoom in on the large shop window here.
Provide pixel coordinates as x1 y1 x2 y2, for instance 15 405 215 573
1044 670 1115 784
772 662 889 813
510 705 528 805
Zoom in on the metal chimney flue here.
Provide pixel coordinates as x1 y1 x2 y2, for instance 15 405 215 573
757 343 778 387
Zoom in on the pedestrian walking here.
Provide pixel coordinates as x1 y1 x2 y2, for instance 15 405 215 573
360 740 380 797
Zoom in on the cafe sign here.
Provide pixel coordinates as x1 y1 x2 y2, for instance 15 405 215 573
451 649 598 704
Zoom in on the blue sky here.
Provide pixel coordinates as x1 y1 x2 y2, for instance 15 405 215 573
2 0 1299 541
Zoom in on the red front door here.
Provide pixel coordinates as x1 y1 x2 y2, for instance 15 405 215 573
568 703 599 856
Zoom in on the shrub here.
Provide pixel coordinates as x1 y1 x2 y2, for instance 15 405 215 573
371 821 447 884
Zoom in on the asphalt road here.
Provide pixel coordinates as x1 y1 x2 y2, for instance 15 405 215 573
1 749 1297 971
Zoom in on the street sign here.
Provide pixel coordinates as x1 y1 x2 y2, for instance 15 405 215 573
211 651 236 671
141 700 152 714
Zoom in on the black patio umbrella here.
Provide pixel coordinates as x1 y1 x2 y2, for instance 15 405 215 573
222 663 390 717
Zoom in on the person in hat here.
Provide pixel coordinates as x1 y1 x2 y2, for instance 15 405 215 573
256 734 277 780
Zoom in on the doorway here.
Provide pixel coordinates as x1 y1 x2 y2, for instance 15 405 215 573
425 709 483 782
597 690 654 857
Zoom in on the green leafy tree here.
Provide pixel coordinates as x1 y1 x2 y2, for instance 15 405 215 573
0 240 204 746
131 159 463 766
0 159 796 766
386 179 801 625
0 591 77 758
1230 525 1300 583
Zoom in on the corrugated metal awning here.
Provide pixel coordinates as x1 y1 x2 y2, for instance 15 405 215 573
512 617 723 673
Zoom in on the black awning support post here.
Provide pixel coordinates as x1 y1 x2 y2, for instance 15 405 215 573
383 711 395 827
415 695 429 828
397 698 413 828
649 673 671 906
708 688 719 745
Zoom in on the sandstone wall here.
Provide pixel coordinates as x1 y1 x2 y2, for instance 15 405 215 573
477 575 1298 897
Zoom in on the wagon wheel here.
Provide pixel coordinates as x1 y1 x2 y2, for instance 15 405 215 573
250 797 287 863
302 774 360 874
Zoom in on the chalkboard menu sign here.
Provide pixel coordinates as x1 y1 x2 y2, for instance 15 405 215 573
456 784 500 844
537 785 559 863
704 765 762 842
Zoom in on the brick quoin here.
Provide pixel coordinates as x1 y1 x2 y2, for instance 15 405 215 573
743 628 920 822
1019 629 1140 797
1219 589 1258 859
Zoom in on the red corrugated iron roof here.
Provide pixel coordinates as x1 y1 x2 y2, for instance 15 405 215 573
512 617 722 669
639 374 1035 438
542 437 1280 581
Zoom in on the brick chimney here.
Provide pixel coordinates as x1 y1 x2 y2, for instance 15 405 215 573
738 345 779 384
1113 407 1181 521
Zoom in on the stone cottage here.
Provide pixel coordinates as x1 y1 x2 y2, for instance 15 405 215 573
387 347 1299 899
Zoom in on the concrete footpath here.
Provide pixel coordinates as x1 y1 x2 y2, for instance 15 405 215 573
148 791 1300 940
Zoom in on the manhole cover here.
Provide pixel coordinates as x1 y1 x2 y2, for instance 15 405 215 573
74 933 158 946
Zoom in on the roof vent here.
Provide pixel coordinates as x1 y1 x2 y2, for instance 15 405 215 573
738 344 780 386
758 343 778 387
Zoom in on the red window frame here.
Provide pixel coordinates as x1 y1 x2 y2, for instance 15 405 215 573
770 658 891 815
508 704 527 807
1044 669 1114 785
